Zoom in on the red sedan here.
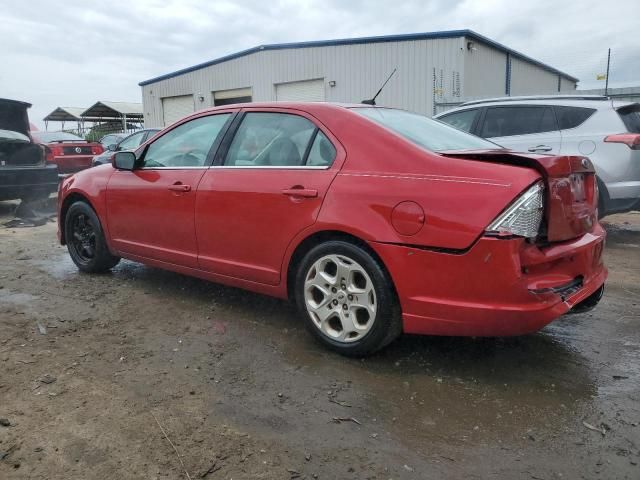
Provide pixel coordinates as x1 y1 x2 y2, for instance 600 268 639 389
57 103 607 356
32 131 103 174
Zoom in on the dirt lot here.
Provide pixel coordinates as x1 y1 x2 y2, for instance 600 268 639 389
0 201 638 480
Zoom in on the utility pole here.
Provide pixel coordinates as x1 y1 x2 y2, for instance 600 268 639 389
605 48 611 96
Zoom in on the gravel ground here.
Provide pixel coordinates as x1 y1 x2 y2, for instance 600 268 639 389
0 201 639 479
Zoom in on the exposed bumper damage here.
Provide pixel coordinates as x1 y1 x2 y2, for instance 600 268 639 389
370 225 607 337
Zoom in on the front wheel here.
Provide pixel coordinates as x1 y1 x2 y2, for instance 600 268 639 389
65 201 120 273
295 241 401 356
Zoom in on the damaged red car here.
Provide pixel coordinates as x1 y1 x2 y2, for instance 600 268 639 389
57 103 607 356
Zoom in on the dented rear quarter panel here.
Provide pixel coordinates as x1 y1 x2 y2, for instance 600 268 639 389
310 107 542 250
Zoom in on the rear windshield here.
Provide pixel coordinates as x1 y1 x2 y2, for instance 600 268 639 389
33 131 84 143
618 104 640 133
354 107 499 152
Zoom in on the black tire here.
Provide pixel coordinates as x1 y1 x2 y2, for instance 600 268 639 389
597 177 608 220
294 240 402 357
65 201 120 273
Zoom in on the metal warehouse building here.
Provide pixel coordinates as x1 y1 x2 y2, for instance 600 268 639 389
139 29 578 127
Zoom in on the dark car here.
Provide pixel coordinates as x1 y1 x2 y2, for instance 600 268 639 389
31 131 104 174
0 98 58 201
92 128 160 166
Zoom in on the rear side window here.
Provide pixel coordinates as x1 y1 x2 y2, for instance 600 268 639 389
618 105 640 133
225 113 321 167
554 106 596 130
306 131 336 166
438 109 478 133
481 106 558 138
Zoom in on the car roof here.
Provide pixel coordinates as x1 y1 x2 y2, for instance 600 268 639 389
448 95 636 111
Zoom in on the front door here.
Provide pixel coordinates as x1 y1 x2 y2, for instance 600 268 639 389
106 113 233 267
195 110 342 285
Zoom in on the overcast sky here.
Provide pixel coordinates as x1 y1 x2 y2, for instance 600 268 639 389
1 0 638 128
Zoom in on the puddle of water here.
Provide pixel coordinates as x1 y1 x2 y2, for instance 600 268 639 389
0 290 38 305
32 253 78 280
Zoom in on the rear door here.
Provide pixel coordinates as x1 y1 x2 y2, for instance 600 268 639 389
195 109 343 285
478 105 562 154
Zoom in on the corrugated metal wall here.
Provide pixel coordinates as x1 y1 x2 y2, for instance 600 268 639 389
463 41 507 98
510 57 563 94
141 36 577 126
141 38 466 126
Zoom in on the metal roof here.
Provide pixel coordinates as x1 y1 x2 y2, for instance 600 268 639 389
43 107 87 122
81 101 143 118
139 29 579 86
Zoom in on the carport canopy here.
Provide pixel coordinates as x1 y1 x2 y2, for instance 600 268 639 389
81 101 143 120
43 107 91 122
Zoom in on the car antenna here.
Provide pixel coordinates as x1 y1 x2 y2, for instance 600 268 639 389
361 68 397 105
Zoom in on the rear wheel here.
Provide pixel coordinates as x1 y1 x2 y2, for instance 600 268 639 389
65 201 120 273
295 241 401 356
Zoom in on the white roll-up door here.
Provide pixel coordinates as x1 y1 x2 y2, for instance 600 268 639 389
161 95 194 126
276 79 325 102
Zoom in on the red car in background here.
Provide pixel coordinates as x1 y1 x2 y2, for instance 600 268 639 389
31 131 103 174
57 103 607 356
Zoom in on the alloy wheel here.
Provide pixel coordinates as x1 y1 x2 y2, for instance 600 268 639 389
303 254 377 343
70 213 96 262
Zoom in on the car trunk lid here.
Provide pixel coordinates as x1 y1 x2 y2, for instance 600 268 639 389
0 99 44 167
439 149 598 242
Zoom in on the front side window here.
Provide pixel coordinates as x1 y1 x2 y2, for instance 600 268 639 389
481 106 558 138
355 107 497 152
438 109 479 133
225 113 318 167
142 114 231 168
118 132 145 150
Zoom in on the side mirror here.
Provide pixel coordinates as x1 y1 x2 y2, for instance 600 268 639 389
113 151 136 170
107 143 117 151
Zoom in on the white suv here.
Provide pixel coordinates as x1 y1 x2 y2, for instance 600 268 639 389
435 96 640 217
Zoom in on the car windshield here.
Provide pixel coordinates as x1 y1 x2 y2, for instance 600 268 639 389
354 107 500 152
33 131 84 143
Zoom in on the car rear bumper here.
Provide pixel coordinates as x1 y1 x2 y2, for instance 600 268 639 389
370 225 607 337
0 164 59 201
51 155 93 174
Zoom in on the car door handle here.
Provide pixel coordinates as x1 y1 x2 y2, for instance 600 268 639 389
528 145 553 152
168 183 191 192
282 187 318 198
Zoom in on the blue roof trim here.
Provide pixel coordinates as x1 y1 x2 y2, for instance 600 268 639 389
139 29 577 86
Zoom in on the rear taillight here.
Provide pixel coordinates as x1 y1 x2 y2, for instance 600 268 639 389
91 145 104 155
604 133 640 149
46 145 63 162
486 182 545 239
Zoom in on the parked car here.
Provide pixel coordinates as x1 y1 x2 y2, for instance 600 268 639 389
57 103 606 356
0 98 58 201
31 131 103 174
92 129 160 166
99 133 128 149
434 96 640 217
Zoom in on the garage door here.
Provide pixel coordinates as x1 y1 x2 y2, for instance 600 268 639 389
275 79 325 102
213 87 252 106
161 95 194 126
